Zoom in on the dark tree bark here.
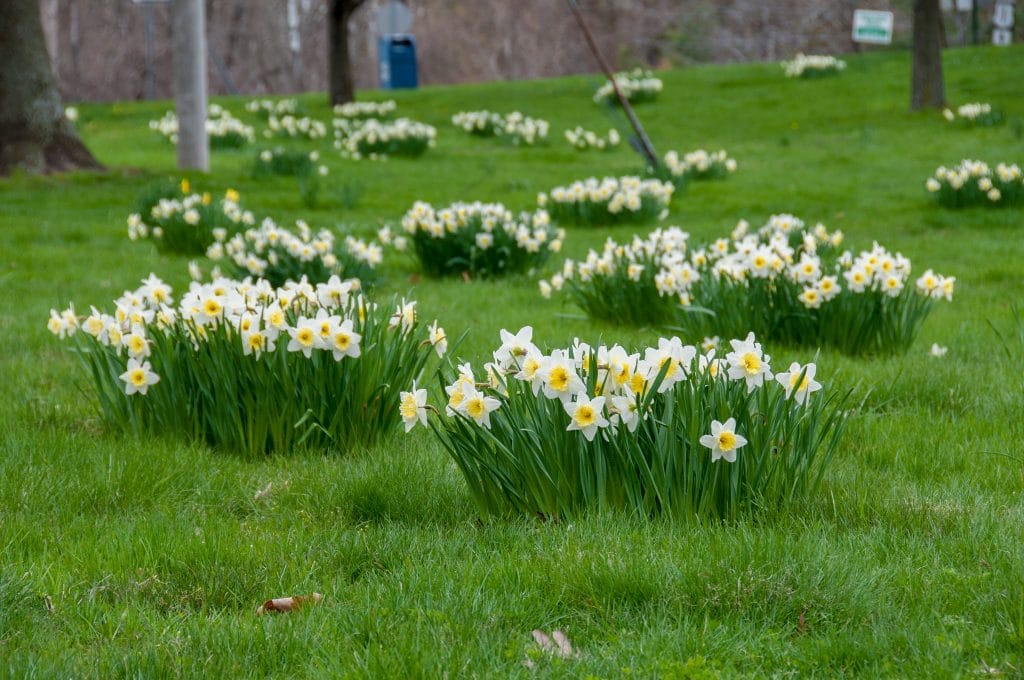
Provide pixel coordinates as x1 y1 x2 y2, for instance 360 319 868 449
911 0 946 110
0 0 102 175
328 0 368 106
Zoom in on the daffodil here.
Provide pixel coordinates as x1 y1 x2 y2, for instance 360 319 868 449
494 326 535 371
458 386 501 429
287 317 320 358
699 418 747 463
609 388 640 433
399 382 429 432
726 333 772 392
564 393 609 441
428 321 447 358
774 362 822 405
329 319 362 361
122 325 150 359
445 364 475 416
119 358 160 396
540 351 585 404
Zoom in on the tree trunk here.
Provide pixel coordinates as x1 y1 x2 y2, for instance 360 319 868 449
328 0 367 106
0 0 102 175
911 0 946 110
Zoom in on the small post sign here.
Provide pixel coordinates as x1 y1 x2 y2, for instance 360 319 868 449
852 9 895 45
993 0 1015 45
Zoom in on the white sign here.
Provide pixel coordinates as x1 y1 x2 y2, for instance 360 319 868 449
852 9 894 45
993 0 1015 44
994 1 1015 28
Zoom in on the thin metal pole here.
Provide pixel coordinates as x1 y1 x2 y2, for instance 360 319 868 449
173 0 208 171
567 0 659 171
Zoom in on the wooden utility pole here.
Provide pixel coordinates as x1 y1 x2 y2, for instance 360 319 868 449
172 0 208 171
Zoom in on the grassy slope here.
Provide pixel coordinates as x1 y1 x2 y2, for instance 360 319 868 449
2 46 1023 677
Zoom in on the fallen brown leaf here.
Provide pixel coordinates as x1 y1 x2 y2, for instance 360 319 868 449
256 592 323 615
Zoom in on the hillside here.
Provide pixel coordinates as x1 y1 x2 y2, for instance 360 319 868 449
2 45 1023 676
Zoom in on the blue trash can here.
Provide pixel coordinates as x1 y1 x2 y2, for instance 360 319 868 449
378 34 418 89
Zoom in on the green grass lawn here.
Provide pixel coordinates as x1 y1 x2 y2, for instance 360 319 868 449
2 45 1024 677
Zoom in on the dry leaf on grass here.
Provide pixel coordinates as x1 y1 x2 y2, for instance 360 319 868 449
256 592 323 615
253 480 289 502
524 629 580 668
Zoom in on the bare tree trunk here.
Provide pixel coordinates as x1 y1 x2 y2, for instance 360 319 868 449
0 0 102 175
911 0 946 110
328 0 366 106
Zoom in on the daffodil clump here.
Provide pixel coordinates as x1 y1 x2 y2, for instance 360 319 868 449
262 114 328 141
401 201 563 278
942 102 1002 127
333 100 397 119
451 111 550 146
593 68 663 104
926 160 1023 208
149 104 255 148
339 118 437 160
403 327 846 520
252 148 328 178
538 226 693 327
206 218 384 287
48 275 444 456
540 216 955 355
660 149 738 183
782 54 846 78
540 176 674 226
127 181 254 255
245 98 304 120
563 126 621 151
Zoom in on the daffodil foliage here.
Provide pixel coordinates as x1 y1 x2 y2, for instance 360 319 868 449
251 147 319 178
47 275 444 456
942 102 1002 127
337 118 437 160
658 148 737 184
926 159 1023 208
540 176 673 226
781 54 846 79
149 104 254 148
405 328 847 521
205 217 385 288
592 68 663 104
451 111 550 146
401 201 563 278
127 180 254 256
541 214 955 355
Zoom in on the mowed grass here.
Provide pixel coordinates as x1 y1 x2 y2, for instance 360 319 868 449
2 45 1023 677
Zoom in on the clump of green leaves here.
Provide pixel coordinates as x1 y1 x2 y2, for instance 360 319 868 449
541 216 955 356
126 180 254 255
401 201 563 278
926 160 1024 208
541 176 674 226
205 218 385 288
49 276 444 457
407 327 847 521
